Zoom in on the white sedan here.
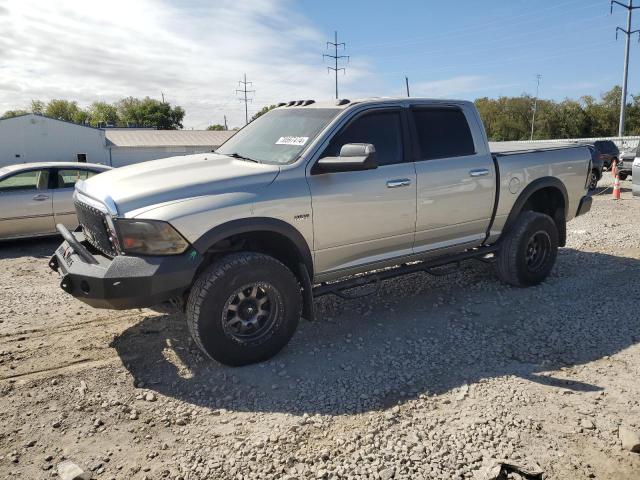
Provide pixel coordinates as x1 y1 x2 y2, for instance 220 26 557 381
0 162 111 240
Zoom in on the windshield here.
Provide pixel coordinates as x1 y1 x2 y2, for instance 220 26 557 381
216 108 340 165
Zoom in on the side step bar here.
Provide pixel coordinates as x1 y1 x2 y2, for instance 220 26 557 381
312 245 499 299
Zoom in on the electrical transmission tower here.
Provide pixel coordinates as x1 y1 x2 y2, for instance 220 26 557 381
236 73 255 125
530 74 542 141
323 31 349 99
611 0 640 136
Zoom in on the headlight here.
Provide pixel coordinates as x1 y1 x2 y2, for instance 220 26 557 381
115 219 189 255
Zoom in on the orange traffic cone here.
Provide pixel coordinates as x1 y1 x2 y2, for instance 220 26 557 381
612 161 621 200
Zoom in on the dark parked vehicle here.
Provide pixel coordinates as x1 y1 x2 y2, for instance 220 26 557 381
593 140 619 170
586 145 604 190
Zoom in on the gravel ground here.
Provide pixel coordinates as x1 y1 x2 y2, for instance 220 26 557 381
1 172 639 480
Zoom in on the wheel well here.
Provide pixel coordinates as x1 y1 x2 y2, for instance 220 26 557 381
200 230 309 279
520 187 566 246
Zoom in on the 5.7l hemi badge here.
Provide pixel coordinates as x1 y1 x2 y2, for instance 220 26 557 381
275 136 308 146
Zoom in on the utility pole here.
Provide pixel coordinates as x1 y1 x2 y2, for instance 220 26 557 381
405 76 410 97
611 0 640 136
323 31 349 99
224 115 228 131
530 74 542 141
161 92 165 103
236 74 255 125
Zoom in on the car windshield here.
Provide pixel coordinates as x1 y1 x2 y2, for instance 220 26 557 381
216 108 340 165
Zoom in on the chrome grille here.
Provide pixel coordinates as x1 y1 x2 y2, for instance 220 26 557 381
74 200 117 257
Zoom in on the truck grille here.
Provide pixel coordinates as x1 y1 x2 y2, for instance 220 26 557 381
74 200 117 257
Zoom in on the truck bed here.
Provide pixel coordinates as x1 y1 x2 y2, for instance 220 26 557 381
489 141 583 155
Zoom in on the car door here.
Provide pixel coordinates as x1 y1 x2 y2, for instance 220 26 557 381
0 168 55 238
410 105 496 254
52 168 101 229
307 107 417 278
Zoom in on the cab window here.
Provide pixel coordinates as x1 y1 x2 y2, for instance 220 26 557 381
56 169 98 188
411 108 475 160
0 170 50 192
321 110 403 166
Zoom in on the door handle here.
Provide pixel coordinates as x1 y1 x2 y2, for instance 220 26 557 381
469 169 490 177
32 194 49 201
386 178 412 188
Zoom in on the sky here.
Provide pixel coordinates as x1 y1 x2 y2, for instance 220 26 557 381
0 0 638 129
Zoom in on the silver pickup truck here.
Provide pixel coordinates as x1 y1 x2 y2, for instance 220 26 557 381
49 98 593 366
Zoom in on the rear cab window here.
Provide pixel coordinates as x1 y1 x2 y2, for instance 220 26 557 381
411 107 475 160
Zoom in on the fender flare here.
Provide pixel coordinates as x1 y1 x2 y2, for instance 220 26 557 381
192 217 314 275
503 176 569 234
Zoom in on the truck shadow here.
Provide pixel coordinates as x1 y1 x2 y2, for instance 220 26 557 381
111 248 640 415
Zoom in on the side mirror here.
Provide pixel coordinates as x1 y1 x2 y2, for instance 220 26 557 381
316 143 377 173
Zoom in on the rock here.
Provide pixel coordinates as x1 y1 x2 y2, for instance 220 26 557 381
57 460 91 480
379 467 395 480
581 419 595 430
144 392 156 402
78 381 88 397
619 427 640 453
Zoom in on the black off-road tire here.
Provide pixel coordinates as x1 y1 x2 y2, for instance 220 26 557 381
186 252 302 366
618 173 628 181
496 211 559 287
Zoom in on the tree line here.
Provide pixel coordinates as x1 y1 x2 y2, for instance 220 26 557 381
476 86 640 141
3 86 640 137
1 97 185 130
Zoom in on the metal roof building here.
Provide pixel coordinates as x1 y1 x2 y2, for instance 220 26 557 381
104 129 235 166
0 113 236 168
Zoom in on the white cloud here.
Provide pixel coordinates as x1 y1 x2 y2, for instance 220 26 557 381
0 0 373 128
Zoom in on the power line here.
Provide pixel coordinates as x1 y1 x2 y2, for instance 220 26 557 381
323 31 349 99
236 73 255 125
611 0 640 136
530 74 542 141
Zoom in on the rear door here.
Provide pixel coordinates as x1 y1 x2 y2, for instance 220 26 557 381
307 107 417 276
0 168 55 238
410 105 496 254
52 168 101 229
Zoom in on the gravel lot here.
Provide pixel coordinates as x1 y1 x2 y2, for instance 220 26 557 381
1 172 639 480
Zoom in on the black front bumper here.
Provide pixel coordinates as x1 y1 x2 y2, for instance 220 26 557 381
50 225 201 310
576 195 592 217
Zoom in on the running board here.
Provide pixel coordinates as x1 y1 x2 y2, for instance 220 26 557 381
312 245 498 299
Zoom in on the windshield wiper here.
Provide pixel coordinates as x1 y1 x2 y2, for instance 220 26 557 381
224 152 261 163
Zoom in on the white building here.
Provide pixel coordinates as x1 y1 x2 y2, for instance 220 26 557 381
0 114 110 166
0 114 235 168
104 129 235 167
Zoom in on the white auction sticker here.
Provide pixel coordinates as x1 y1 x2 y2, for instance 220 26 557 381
275 136 309 146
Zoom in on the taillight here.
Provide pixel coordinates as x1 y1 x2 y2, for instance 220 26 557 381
598 154 605 160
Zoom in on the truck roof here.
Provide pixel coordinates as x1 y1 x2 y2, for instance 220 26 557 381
274 97 475 110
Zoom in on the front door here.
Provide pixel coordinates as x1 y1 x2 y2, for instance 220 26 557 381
307 108 417 278
410 106 496 253
0 168 55 238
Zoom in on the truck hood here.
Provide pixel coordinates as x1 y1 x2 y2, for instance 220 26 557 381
77 153 280 214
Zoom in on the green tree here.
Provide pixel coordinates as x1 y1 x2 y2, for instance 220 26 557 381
88 101 118 126
31 100 45 115
44 99 87 123
116 97 184 129
1 109 29 119
250 104 277 122
206 124 226 131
